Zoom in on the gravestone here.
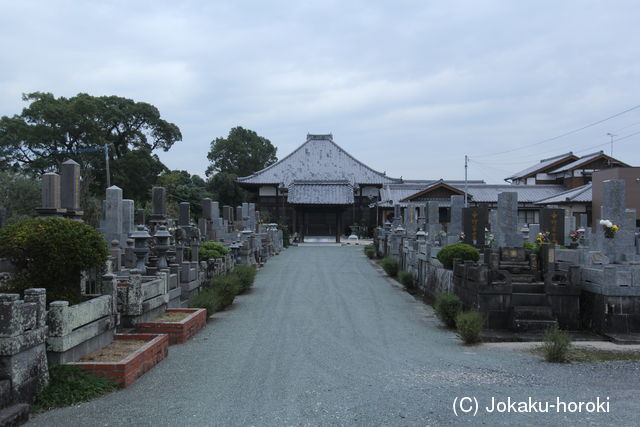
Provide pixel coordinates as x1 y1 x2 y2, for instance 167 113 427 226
150 187 167 225
449 195 464 236
249 203 256 231
539 208 565 245
598 180 631 262
495 192 520 248
579 213 588 229
223 205 232 222
36 172 65 216
528 224 540 243
122 200 135 242
179 202 190 226
104 186 123 245
236 206 244 229
202 198 213 221
564 215 576 246
60 159 83 218
462 206 488 247
393 204 401 226
426 201 440 243
135 209 145 226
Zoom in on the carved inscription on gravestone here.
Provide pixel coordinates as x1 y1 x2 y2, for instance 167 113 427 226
462 207 488 247
540 208 565 244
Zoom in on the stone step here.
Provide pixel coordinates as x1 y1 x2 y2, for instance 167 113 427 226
513 305 554 320
510 274 536 284
512 319 558 332
511 293 547 306
512 283 545 294
0 403 30 427
499 261 530 268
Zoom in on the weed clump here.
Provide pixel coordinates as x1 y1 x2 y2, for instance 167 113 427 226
434 292 462 328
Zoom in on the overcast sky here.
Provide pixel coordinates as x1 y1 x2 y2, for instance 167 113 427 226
1 0 639 184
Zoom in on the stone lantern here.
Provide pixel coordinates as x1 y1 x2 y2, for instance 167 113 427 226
131 225 151 272
416 228 427 242
154 225 171 269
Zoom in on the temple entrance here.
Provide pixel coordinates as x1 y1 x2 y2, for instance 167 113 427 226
293 206 346 243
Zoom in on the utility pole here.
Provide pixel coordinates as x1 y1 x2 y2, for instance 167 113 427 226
104 144 111 188
464 155 468 207
607 133 616 157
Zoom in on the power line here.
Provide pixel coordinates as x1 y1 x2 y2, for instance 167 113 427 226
472 104 640 158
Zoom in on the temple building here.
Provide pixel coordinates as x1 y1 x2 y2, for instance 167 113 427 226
237 134 396 242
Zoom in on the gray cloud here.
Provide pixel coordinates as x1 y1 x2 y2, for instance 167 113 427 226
1 0 639 184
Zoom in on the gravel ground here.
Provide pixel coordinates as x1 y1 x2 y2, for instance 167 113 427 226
29 246 640 426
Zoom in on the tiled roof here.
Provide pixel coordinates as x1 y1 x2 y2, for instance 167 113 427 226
287 181 354 205
378 180 484 207
505 152 577 180
465 184 566 203
548 151 629 173
379 182 566 207
535 183 592 204
237 134 397 187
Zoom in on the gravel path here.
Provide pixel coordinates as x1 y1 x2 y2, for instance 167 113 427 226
29 246 640 426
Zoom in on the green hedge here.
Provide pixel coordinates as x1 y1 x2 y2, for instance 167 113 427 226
398 270 415 290
0 217 108 304
188 265 257 315
364 244 376 259
436 243 479 270
36 365 116 410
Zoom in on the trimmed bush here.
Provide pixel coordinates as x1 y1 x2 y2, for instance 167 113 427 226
523 241 541 255
542 325 571 363
398 270 415 290
436 243 479 270
199 241 229 262
434 292 462 328
379 257 399 277
364 244 376 259
36 365 116 410
0 217 108 304
233 265 257 292
456 311 484 344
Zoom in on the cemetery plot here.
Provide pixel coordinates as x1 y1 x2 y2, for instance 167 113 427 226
136 308 207 345
67 333 169 388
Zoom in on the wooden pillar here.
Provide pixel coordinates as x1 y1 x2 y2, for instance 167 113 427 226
336 210 341 243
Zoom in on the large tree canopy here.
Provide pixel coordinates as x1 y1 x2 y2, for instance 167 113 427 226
157 170 211 216
206 126 277 177
0 92 182 183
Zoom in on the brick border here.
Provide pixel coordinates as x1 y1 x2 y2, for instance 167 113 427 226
68 333 169 388
136 308 207 345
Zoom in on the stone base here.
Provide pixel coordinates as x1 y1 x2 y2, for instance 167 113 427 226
0 403 29 427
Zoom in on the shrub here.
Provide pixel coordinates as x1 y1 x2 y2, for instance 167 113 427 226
398 270 415 290
199 241 229 262
36 365 115 410
542 325 571 363
456 311 484 344
434 292 462 328
0 217 108 304
364 244 376 259
379 257 398 277
523 241 541 255
187 288 219 316
233 265 257 292
436 243 479 270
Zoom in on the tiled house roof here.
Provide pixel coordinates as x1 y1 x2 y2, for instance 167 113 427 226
535 183 592 204
237 134 397 187
505 152 578 181
288 181 354 205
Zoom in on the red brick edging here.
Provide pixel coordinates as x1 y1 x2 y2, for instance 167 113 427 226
136 308 207 345
68 333 169 388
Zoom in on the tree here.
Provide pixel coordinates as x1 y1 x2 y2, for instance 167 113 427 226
206 126 277 177
0 171 40 225
206 172 247 207
157 170 212 217
0 92 181 193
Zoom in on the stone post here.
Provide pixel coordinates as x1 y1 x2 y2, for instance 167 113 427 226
122 200 135 242
426 201 440 244
179 202 190 227
60 159 83 219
